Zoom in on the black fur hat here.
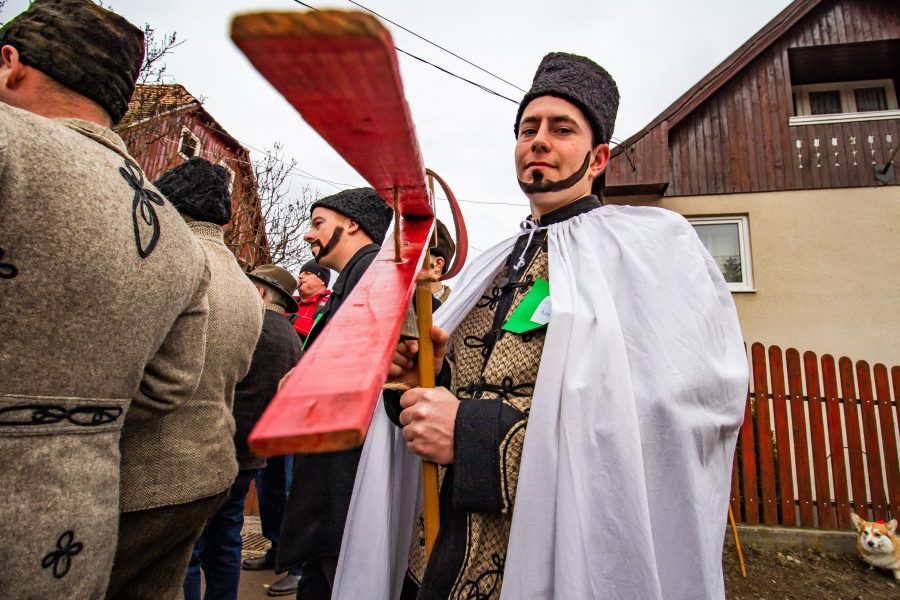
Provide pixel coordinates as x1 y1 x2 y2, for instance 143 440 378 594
154 158 232 226
0 0 145 124
514 52 619 146
310 187 392 246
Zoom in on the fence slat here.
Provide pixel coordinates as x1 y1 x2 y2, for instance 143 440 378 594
894 367 900 455
837 357 867 522
857 361 889 521
753 343 779 524
874 364 900 520
805 351 836 528
740 389 759 524
731 451 742 520
769 346 796 525
823 355 852 528
787 348 815 527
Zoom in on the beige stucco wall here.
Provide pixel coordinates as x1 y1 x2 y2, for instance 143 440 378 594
615 186 900 366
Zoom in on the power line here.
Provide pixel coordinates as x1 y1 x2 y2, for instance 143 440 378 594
289 0 519 104
345 0 526 94
287 1 628 146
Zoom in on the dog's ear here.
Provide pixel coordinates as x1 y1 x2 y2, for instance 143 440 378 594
888 519 898 534
850 512 864 531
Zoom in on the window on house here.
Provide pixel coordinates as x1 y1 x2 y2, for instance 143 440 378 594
854 87 888 112
788 39 900 123
793 80 898 117
689 216 754 292
178 127 201 159
218 160 236 194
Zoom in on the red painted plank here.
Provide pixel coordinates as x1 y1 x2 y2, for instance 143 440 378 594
231 11 431 217
805 351 835 528
856 361 888 521
787 349 815 527
823 355 851 528
874 364 900 520
230 11 437 455
739 389 759 524
769 346 796 526
838 357 868 521
252 218 432 455
752 343 778 524
895 367 900 462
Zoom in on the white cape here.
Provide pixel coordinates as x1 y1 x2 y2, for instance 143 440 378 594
333 205 748 599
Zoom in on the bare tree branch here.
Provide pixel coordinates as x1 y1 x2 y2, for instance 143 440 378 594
225 143 316 272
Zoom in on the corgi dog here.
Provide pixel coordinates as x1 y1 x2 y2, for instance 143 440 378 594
850 512 900 580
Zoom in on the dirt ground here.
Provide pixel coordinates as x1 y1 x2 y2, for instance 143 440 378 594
723 543 898 599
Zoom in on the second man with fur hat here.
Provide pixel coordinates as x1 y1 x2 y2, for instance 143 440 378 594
277 187 392 599
109 158 265 599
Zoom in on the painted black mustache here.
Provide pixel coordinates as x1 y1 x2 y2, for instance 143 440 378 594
311 226 344 262
517 152 592 194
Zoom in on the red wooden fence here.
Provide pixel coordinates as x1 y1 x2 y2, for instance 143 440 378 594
731 343 900 528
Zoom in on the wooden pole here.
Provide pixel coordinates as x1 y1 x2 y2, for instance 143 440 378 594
728 505 747 577
416 252 440 558
418 173 440 559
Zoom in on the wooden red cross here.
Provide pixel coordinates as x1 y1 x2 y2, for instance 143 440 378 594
231 10 460 458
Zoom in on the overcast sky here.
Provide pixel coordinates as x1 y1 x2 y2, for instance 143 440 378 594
3 0 791 255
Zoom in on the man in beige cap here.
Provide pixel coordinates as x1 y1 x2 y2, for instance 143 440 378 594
0 1 211 598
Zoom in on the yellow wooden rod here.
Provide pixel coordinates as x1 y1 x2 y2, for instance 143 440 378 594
416 277 440 560
418 174 440 560
728 505 747 578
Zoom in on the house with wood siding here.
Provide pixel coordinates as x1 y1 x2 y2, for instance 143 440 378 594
605 0 899 365
115 84 270 269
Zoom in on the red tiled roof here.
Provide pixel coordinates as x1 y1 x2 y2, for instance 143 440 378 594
117 83 199 129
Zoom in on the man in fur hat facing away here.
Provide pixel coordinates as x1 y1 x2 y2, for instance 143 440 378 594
334 53 748 600
108 158 264 599
185 264 303 600
277 187 392 600
0 2 211 598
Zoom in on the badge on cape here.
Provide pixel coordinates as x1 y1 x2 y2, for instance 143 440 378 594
502 278 551 334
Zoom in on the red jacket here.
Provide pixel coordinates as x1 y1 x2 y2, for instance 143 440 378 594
288 290 331 338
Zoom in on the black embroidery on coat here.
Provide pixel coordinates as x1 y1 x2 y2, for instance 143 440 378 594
119 159 164 258
0 247 17 279
457 376 534 401
458 553 505 600
476 275 536 311
41 531 83 579
0 404 123 427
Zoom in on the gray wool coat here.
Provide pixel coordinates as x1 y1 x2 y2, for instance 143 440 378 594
0 104 210 599
119 221 264 513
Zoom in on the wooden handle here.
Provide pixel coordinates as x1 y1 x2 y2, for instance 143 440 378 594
415 243 440 560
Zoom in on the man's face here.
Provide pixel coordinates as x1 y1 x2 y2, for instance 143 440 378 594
514 96 609 215
297 271 327 300
303 207 351 270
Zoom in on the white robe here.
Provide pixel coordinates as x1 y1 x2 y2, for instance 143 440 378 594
334 205 748 599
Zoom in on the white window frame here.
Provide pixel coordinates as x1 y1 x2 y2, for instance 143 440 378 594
791 79 899 124
177 127 201 160
218 159 236 194
689 216 755 293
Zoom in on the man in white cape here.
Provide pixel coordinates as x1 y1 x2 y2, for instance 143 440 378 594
333 52 748 600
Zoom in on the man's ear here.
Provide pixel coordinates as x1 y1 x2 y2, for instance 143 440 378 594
588 143 611 180
433 256 446 275
1 45 27 89
346 219 360 234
